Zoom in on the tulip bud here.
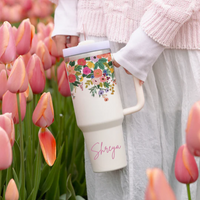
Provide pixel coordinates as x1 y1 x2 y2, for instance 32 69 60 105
38 127 56 166
44 36 59 58
186 101 200 156
46 65 56 80
26 54 46 94
7 56 29 93
145 168 176 200
2 91 26 124
57 61 66 83
0 69 8 100
36 40 52 70
175 144 198 184
0 127 12 170
32 92 54 128
5 179 19 200
0 21 16 64
0 113 15 146
15 18 35 55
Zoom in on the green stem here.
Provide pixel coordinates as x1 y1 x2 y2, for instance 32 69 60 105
187 184 192 200
57 114 64 152
17 93 25 200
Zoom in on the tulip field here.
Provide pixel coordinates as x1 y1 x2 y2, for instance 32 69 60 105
0 0 86 200
1 1 200 200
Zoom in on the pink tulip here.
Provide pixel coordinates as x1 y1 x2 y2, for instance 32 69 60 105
0 113 15 146
0 127 12 170
44 36 59 58
30 32 43 55
5 179 19 200
175 144 198 184
7 56 28 93
57 61 66 82
0 69 8 100
0 21 16 64
38 127 56 166
0 63 6 71
145 168 176 200
26 54 46 94
186 101 200 156
22 52 31 66
15 18 35 55
32 92 54 128
58 70 71 97
36 41 52 70
2 91 26 124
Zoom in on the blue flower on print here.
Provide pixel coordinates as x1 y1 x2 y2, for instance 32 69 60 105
91 75 94 79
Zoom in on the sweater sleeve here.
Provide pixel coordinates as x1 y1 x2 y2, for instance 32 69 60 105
140 0 200 46
51 0 79 37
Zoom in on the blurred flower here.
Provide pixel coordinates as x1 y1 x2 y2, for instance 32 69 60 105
5 179 19 200
0 63 6 71
30 32 43 55
32 92 54 128
145 168 176 200
0 127 12 170
175 144 198 184
0 69 8 100
26 54 46 94
7 56 28 93
58 69 71 97
2 91 26 124
46 65 56 80
186 101 200 156
37 22 54 39
24 83 33 103
21 52 31 66
44 36 59 58
0 21 16 64
57 61 66 82
15 18 35 55
36 40 52 70
94 69 102 78
38 127 56 166
0 113 15 146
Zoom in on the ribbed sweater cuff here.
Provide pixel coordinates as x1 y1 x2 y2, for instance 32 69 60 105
140 3 191 46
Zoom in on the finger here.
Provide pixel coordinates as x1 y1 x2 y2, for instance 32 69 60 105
67 36 79 48
112 59 120 68
53 35 66 57
124 68 132 75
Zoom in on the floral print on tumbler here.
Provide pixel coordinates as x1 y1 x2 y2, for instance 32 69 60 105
66 53 116 101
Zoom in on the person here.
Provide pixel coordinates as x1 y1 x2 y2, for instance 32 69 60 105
51 0 200 199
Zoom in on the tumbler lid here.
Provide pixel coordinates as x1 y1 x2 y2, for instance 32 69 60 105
63 40 110 58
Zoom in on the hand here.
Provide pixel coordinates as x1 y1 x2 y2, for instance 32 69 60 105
52 35 79 57
112 59 144 85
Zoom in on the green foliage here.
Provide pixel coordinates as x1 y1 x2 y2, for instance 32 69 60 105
0 70 87 199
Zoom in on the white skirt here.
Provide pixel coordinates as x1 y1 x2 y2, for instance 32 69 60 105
80 35 200 200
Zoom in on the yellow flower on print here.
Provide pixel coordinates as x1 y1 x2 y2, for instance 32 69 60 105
80 76 84 82
87 61 95 69
110 68 114 73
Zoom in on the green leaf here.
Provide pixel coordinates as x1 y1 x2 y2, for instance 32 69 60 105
104 82 110 88
85 57 90 60
86 74 92 78
76 196 86 200
75 75 80 81
69 61 75 66
99 62 104 70
103 62 109 68
70 83 74 91
66 174 76 200
74 65 82 71
108 61 113 66
82 74 87 78
94 62 99 70
99 58 107 63
38 145 64 199
12 168 20 191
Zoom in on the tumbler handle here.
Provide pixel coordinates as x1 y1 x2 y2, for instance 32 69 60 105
123 76 145 116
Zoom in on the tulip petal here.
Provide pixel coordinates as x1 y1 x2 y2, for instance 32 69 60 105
0 127 12 170
58 70 71 97
5 179 19 200
7 56 28 93
0 22 9 58
38 127 56 166
0 69 8 100
145 168 176 200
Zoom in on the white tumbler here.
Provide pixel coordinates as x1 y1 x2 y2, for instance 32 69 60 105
63 40 145 172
